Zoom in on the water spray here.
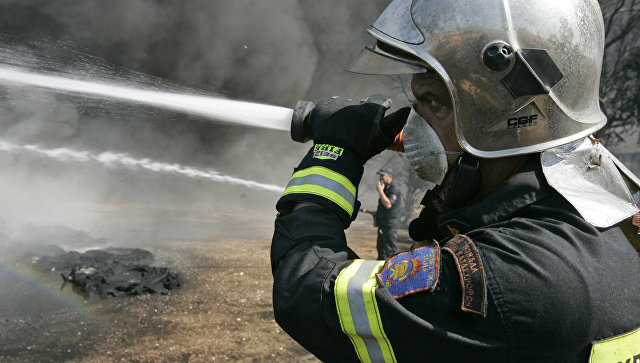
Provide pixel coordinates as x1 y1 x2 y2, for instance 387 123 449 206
0 66 404 150
0 67 293 131
0 140 284 193
0 65 407 196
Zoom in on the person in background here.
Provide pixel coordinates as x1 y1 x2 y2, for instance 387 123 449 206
374 167 401 260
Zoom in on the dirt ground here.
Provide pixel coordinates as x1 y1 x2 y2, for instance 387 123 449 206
0 203 413 362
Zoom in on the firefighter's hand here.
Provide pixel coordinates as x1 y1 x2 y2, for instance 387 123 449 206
376 181 385 193
309 95 409 163
359 208 375 216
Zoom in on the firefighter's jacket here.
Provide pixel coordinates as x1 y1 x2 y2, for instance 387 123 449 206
271 156 640 362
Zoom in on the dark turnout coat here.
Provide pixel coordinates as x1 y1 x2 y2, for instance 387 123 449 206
271 159 640 362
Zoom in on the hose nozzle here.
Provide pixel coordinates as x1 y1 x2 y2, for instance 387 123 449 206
290 100 315 143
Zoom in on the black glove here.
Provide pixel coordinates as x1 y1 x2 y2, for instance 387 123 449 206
309 95 409 163
277 95 410 228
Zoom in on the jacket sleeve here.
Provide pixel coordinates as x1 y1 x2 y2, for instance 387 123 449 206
271 204 509 362
271 204 361 361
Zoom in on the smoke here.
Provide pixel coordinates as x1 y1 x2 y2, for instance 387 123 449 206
0 0 389 104
0 0 404 245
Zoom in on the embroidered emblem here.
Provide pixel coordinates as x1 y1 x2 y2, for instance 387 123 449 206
442 235 487 316
390 194 397 202
376 244 440 299
313 144 344 160
389 258 422 284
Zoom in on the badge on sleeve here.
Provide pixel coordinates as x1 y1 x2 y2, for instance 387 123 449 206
442 235 487 316
376 244 440 299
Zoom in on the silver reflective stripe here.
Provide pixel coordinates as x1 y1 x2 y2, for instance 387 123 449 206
286 173 356 206
335 260 396 362
348 260 386 362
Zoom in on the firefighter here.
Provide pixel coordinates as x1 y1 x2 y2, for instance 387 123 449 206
374 167 401 260
271 0 640 361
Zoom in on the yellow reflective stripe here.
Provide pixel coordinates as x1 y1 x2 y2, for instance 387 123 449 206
282 166 357 216
282 185 354 216
362 262 396 363
589 326 640 363
335 259 397 363
335 260 369 362
292 166 356 196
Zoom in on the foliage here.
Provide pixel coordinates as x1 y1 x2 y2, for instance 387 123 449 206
597 0 640 145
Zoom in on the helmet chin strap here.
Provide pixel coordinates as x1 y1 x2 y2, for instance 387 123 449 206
436 155 482 210
408 154 482 242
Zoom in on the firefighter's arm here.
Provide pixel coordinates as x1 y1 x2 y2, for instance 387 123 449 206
377 181 393 209
272 206 507 361
276 96 409 226
271 204 361 361
271 97 409 359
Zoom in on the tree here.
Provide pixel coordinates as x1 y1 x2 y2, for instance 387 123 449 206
597 0 640 145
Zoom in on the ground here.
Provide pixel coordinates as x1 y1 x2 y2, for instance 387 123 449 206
0 203 413 362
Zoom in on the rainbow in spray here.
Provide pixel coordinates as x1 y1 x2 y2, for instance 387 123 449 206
0 259 106 327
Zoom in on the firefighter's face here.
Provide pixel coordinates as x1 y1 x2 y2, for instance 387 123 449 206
411 72 463 165
380 174 392 185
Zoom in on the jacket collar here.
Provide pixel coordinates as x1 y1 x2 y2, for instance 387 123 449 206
421 156 553 241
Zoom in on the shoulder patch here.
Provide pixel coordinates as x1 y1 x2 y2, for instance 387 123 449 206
442 235 487 316
376 244 440 299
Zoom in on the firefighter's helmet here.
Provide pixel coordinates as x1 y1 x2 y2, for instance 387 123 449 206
348 0 607 158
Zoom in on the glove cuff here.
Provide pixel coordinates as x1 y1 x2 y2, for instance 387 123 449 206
277 144 363 228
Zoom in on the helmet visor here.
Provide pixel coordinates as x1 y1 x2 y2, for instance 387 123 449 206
347 42 427 75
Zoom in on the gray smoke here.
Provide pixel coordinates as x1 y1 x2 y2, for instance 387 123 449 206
0 0 390 104
0 0 406 245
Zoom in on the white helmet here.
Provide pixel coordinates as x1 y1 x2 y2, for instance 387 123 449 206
348 0 607 158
